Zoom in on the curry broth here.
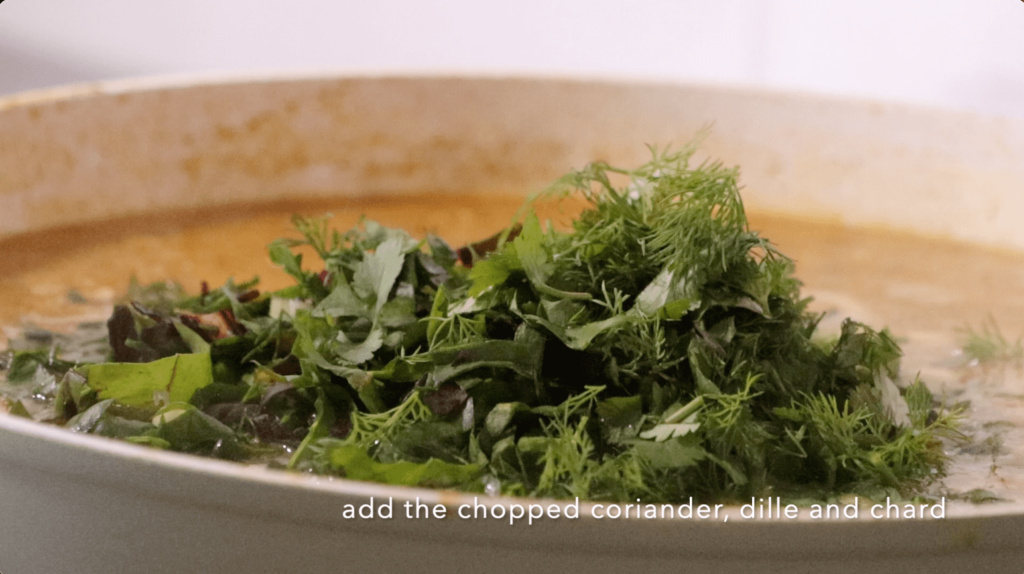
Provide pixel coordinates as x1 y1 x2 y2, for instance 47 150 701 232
1 193 1023 503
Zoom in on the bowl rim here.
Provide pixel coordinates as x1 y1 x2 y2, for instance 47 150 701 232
2 68 1012 123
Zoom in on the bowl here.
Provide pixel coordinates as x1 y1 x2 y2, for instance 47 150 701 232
2 76 1024 574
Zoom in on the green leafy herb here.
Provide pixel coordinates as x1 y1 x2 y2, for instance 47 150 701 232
0 143 962 504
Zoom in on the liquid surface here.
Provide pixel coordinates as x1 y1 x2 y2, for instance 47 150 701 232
2 193 1023 510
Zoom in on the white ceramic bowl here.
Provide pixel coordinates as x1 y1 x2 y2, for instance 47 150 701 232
2 76 1023 574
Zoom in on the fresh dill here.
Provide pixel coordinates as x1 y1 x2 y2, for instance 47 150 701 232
957 317 1024 367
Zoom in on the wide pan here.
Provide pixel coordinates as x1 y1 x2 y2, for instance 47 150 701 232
1 76 1023 574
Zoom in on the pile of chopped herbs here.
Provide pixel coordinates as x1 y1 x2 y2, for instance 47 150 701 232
0 144 961 503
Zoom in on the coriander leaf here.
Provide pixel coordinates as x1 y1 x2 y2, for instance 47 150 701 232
314 280 369 319
268 240 307 283
514 214 591 301
631 436 707 469
635 268 696 318
428 339 544 383
468 252 515 297
531 313 639 351
687 339 722 395
877 372 912 428
427 234 458 270
353 236 406 315
378 296 417 329
336 325 384 365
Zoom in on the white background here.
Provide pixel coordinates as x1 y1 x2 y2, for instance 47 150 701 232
1 1 1023 119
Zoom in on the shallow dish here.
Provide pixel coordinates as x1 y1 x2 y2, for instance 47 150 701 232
1 76 1024 574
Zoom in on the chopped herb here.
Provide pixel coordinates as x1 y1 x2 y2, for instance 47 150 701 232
957 317 1024 367
0 144 962 503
